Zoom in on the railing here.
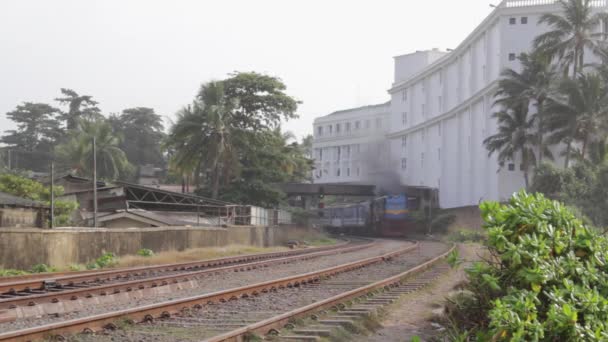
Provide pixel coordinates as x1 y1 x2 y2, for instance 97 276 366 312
502 0 607 7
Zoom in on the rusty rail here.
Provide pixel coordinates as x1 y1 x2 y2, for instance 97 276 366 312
0 239 356 295
205 243 455 342
0 242 373 310
0 242 419 342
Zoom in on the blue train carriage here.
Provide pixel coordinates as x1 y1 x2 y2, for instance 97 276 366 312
381 194 413 237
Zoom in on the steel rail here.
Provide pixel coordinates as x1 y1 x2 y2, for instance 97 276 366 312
0 242 419 342
0 239 357 295
205 243 455 342
0 241 373 310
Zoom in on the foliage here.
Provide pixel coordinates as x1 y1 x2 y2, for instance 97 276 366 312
0 173 78 226
55 119 135 180
531 161 608 227
55 88 102 129
30 264 57 273
136 248 154 257
447 191 608 340
1 102 63 171
0 269 30 277
448 229 486 243
167 72 312 206
108 107 165 168
86 252 118 269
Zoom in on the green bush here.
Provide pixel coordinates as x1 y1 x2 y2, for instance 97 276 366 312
448 229 486 243
447 191 608 341
30 264 57 273
86 252 118 269
137 248 154 257
0 269 30 277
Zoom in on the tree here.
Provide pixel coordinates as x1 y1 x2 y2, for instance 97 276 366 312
545 72 608 165
108 107 165 167
495 51 557 163
55 88 102 130
1 102 63 171
222 72 300 130
484 104 537 189
534 0 608 79
166 82 239 199
55 119 134 180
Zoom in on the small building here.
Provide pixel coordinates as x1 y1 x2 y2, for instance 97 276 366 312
0 192 48 228
54 174 106 194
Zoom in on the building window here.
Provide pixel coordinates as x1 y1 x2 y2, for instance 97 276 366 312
336 146 341 161
509 53 517 61
438 124 442 136
401 158 407 170
336 123 341 134
401 89 408 102
356 167 360 176
508 163 515 171
346 122 351 133
422 104 426 117
328 125 333 134
402 112 408 125
317 126 323 136
421 130 425 142
509 17 516 25
347 168 350 177
422 80 426 93
365 120 370 129
521 17 528 24
421 153 425 167
346 145 351 158
376 118 382 129
336 168 341 177
401 136 407 148
438 96 443 112
438 148 441 161
355 121 360 130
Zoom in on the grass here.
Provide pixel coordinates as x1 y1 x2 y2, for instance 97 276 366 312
113 244 290 268
304 236 339 246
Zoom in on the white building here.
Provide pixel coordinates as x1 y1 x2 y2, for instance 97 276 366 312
312 103 391 184
312 0 607 208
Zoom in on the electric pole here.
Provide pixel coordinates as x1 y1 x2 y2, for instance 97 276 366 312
93 137 98 228
50 162 55 229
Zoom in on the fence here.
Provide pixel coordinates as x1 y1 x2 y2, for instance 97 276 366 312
502 0 607 7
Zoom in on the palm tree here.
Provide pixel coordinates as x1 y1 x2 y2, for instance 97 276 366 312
484 104 538 189
55 89 102 130
545 72 608 164
534 0 608 79
166 81 239 199
55 119 134 180
495 51 558 163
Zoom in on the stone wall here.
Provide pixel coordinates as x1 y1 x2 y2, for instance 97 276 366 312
0 207 42 228
0 225 316 269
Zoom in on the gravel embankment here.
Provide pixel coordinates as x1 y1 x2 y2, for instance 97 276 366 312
0 239 413 332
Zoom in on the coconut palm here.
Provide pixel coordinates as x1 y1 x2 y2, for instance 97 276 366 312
545 72 608 164
55 119 134 180
166 81 239 199
495 51 558 163
534 0 608 79
484 104 538 189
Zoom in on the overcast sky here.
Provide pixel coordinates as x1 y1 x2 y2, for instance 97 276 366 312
0 0 495 140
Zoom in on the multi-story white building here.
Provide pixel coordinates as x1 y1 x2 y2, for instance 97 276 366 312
312 0 607 208
312 103 391 184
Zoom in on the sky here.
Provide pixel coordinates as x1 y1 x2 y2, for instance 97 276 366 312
0 0 496 140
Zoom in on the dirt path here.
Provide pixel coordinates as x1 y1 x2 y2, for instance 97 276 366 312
358 243 482 342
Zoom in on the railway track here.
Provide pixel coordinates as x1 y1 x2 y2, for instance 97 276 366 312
0 243 373 319
0 240 450 342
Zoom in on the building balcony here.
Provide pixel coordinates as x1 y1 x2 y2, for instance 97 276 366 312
500 0 606 7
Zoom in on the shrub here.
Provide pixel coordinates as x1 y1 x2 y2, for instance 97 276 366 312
448 229 486 243
86 252 118 269
137 248 154 257
447 191 608 340
30 264 57 273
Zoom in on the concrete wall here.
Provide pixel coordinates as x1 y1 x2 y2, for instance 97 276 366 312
444 206 484 231
0 225 317 269
0 207 42 228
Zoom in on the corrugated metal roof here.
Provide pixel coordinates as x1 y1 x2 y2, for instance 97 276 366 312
0 192 47 208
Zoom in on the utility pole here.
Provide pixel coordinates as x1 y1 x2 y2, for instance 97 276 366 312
7 149 11 170
50 162 55 229
92 137 98 228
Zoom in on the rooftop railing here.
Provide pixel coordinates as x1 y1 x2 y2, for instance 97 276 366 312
501 0 607 8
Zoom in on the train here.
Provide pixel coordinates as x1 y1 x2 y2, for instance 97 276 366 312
318 194 419 237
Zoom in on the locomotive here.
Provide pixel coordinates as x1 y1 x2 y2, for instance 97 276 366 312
318 194 418 237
